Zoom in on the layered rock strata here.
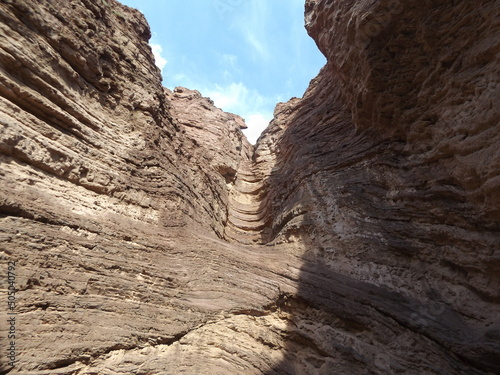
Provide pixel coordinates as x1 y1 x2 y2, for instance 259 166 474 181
0 0 498 374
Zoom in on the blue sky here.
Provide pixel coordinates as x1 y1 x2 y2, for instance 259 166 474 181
119 0 326 143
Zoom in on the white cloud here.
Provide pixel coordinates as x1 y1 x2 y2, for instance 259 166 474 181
219 54 240 81
244 31 269 60
206 82 249 111
244 113 273 144
222 53 238 68
230 0 271 62
173 73 188 82
203 82 274 144
150 43 167 71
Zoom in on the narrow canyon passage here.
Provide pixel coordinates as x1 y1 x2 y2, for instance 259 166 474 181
0 0 498 374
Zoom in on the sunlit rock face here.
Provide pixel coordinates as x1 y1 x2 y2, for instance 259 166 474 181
0 0 498 374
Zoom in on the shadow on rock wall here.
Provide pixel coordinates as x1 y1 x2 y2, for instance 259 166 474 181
259 0 500 371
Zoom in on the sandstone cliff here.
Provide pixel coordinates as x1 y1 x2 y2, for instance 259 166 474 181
0 0 499 374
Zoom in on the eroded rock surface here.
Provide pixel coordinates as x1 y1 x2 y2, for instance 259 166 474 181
0 0 499 374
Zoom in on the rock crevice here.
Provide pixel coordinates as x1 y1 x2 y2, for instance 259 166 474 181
0 0 498 374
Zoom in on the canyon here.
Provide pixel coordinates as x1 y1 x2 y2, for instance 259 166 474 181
0 0 499 374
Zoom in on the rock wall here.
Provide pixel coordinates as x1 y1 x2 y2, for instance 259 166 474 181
239 0 500 372
0 0 498 374
0 0 271 372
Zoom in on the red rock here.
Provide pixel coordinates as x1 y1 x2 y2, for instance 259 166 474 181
0 0 498 373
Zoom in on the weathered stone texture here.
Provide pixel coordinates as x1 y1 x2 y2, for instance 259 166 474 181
0 0 498 374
